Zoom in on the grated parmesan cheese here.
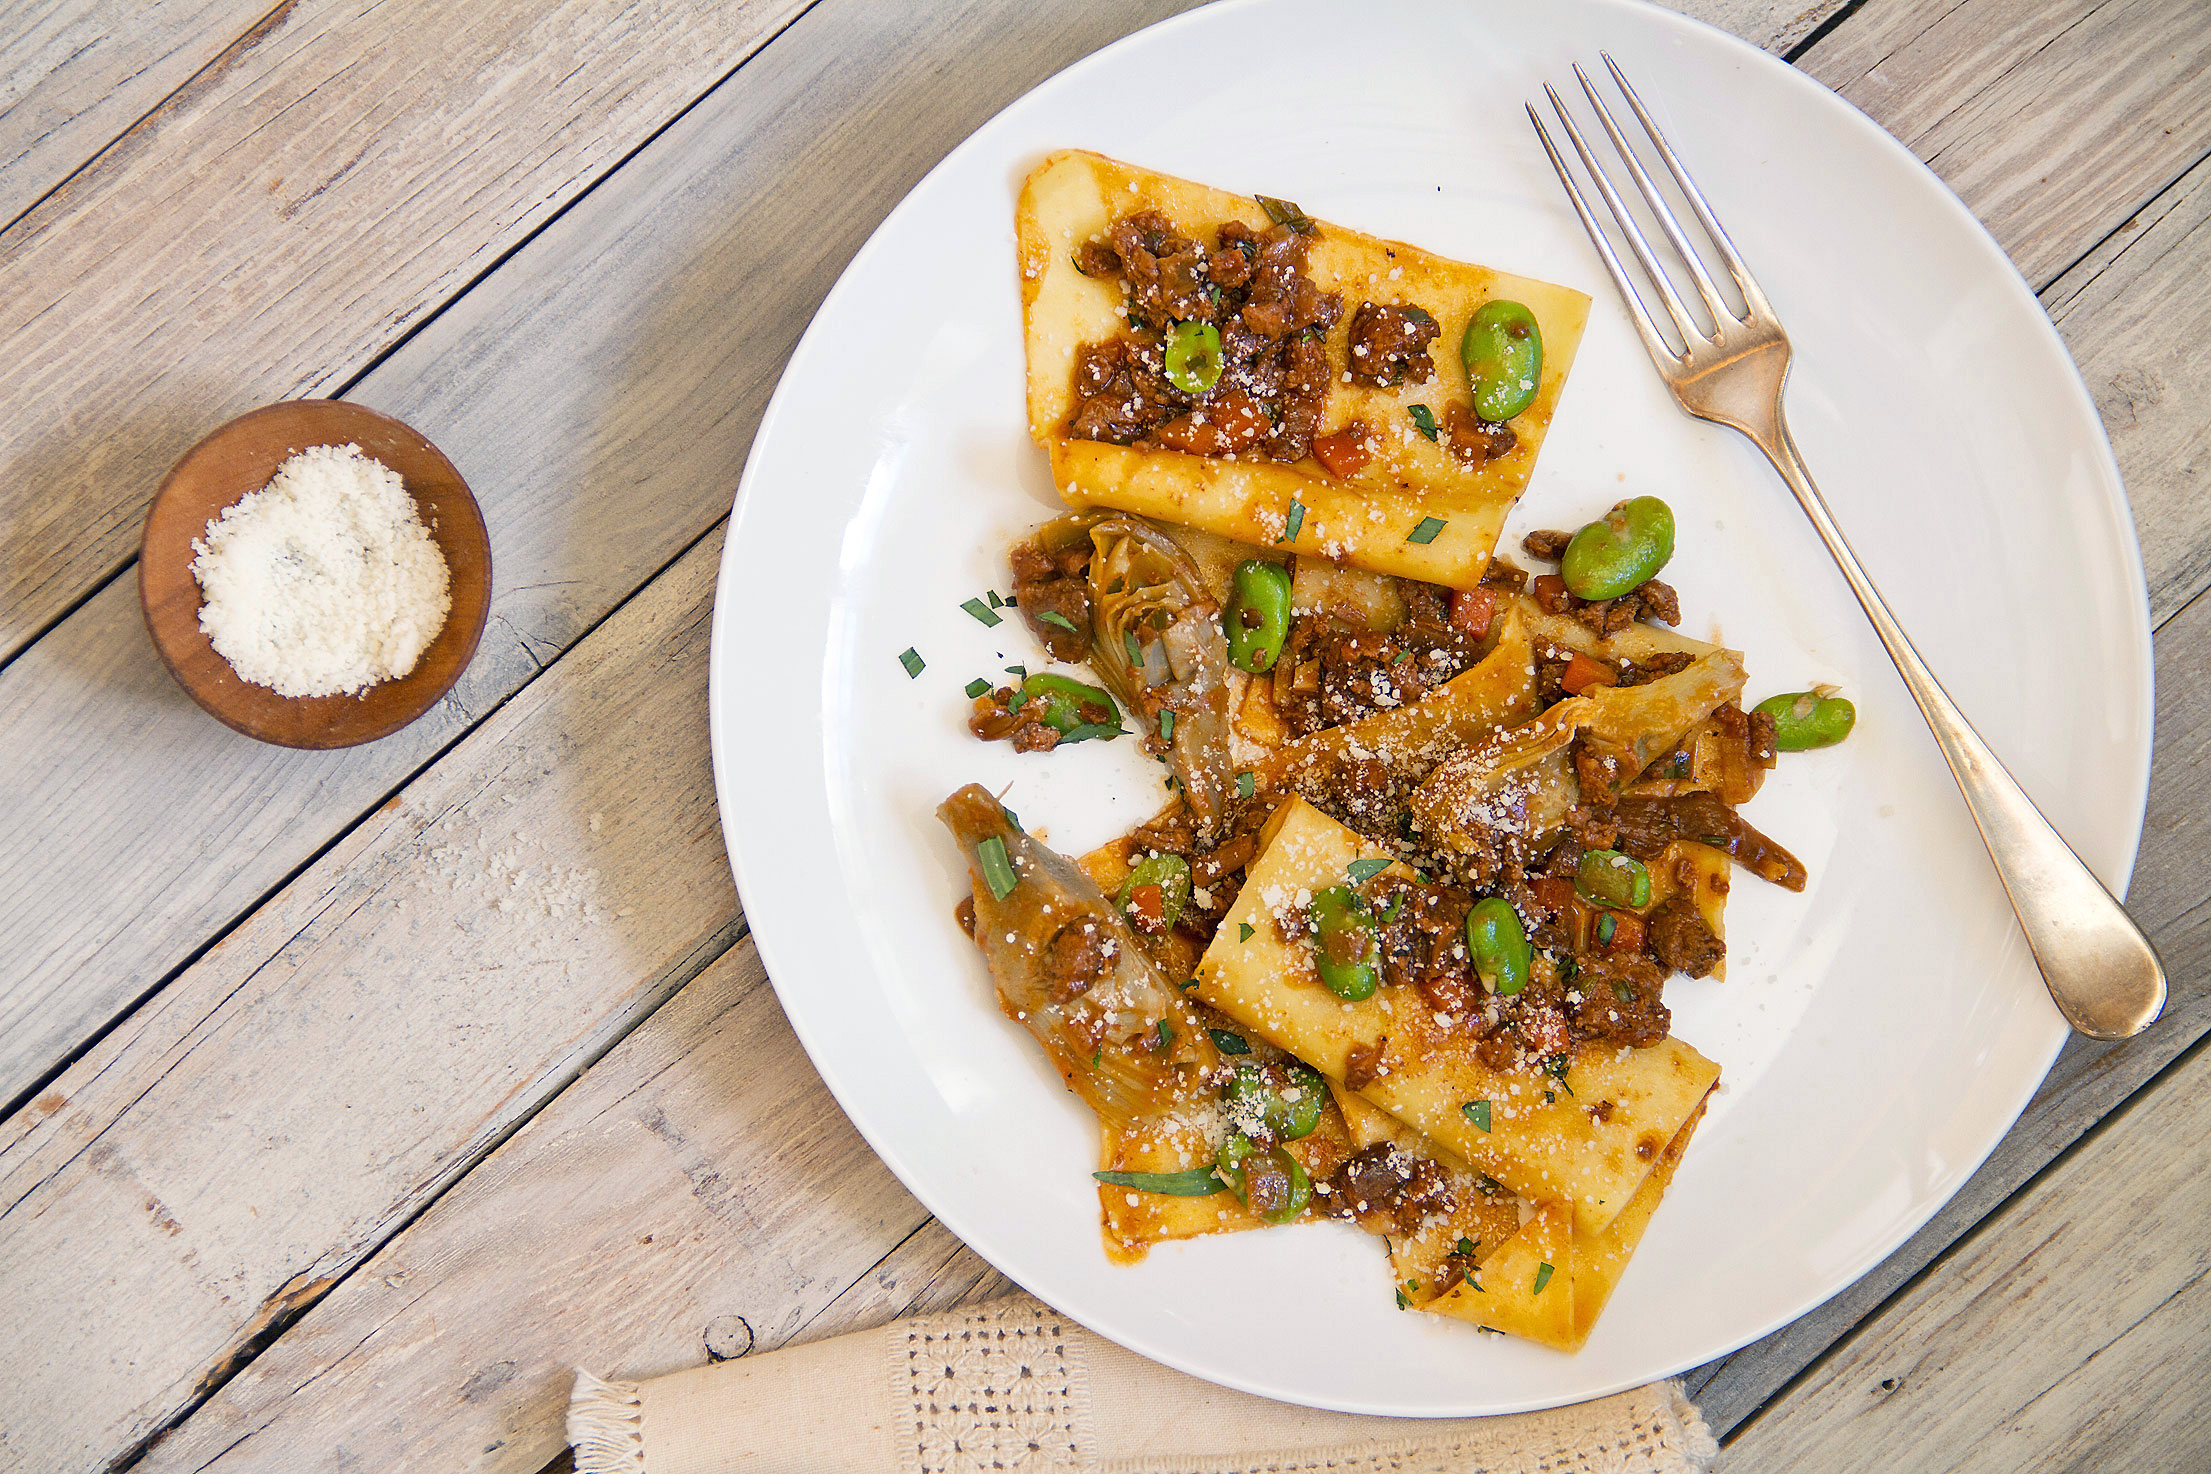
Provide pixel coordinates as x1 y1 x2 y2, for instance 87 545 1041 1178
190 443 452 698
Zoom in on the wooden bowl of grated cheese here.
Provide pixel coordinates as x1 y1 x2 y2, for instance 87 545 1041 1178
140 400 492 749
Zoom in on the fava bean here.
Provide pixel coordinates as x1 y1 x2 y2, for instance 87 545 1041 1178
1576 849 1652 910
1224 1059 1326 1141
1464 896 1532 996
1217 1131 1313 1225
1164 320 1224 394
1226 559 1293 674
1308 883 1380 1000
1016 673 1122 739
1119 853 1192 932
1561 496 1676 600
1755 690 1856 750
1461 299 1544 423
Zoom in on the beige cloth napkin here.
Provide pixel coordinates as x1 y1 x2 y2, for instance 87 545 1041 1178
567 1294 1718 1474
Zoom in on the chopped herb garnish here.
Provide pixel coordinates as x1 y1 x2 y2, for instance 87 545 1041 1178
1279 499 1306 544
1380 892 1405 923
1127 313 1144 330
1158 709 1176 742
961 597 1002 627
1407 515 1447 544
1395 1286 1411 1310
1254 193 1316 235
1533 1262 1555 1296
1236 771 1256 799
1346 857 1390 886
1595 912 1617 946
1464 1100 1492 1133
976 836 1018 900
1094 1166 1226 1196
1408 404 1439 441
1238 922 1255 943
1092 1045 1102 1067
1001 805 1020 829
1038 610 1081 634
898 647 925 678
1393 649 1412 665
988 589 1004 608
1456 1236 1478 1257
964 677 991 700
1005 663 1027 678
1124 629 1143 666
1545 1055 1575 1096
1153 1017 1175 1051
1210 1028 1251 1055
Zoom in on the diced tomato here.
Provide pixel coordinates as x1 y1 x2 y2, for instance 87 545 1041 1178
1448 586 1498 639
1559 651 1617 695
1604 912 1646 956
1311 423 1374 478
1125 882 1166 934
1529 876 1578 918
1531 573 1573 613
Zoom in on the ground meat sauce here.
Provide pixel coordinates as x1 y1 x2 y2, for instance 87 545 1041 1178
1614 791 1809 891
1067 211 1343 463
1327 1142 1456 1233
1278 578 1484 738
1009 536 1094 662
1346 302 1439 387
1645 895 1724 978
1040 915 1118 1003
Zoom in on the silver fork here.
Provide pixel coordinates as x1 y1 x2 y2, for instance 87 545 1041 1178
1531 56 2165 1040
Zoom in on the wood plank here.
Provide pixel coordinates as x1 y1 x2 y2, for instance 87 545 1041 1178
1723 1037 2211 1470
0 529 741 1472
1687 579 2211 1433
0 0 811 662
2042 151 2211 624
0 0 1220 1114
1798 0 2211 288
128 943 1021 1474
0 0 272 231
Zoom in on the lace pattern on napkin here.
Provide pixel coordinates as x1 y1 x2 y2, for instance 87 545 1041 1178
893 1300 1093 1472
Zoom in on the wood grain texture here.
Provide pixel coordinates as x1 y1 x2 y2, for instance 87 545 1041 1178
0 0 271 230
1688 581 2211 1434
0 0 808 663
2043 152 2211 624
132 943 1023 1474
0 0 1213 1114
0 529 739 1473
1723 1037 2211 1470
1798 0 2211 288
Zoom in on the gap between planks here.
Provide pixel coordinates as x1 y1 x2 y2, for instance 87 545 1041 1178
1720 1029 2211 1469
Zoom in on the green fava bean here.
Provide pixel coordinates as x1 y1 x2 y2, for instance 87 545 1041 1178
1119 853 1193 930
1217 1132 1312 1225
1308 884 1380 1000
1461 299 1544 423
1464 897 1532 996
1561 496 1676 601
1226 559 1293 674
1017 673 1122 739
1576 849 1653 910
1164 320 1224 394
1224 1060 1326 1141
1755 690 1857 751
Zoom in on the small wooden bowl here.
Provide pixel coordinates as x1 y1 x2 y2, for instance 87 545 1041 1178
140 400 492 750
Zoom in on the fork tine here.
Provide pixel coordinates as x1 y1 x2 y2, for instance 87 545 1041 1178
1526 106 1680 369
1573 63 1735 330
1601 52 1775 321
1542 83 1704 352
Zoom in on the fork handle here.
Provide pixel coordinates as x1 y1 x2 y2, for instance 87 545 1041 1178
1752 416 2166 1040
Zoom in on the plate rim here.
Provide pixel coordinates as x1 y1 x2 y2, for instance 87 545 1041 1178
709 0 2155 1415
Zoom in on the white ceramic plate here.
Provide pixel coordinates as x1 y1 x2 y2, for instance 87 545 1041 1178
709 0 2151 1415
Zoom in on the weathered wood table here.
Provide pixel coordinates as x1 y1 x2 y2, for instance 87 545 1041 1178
1 1 2204 1469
